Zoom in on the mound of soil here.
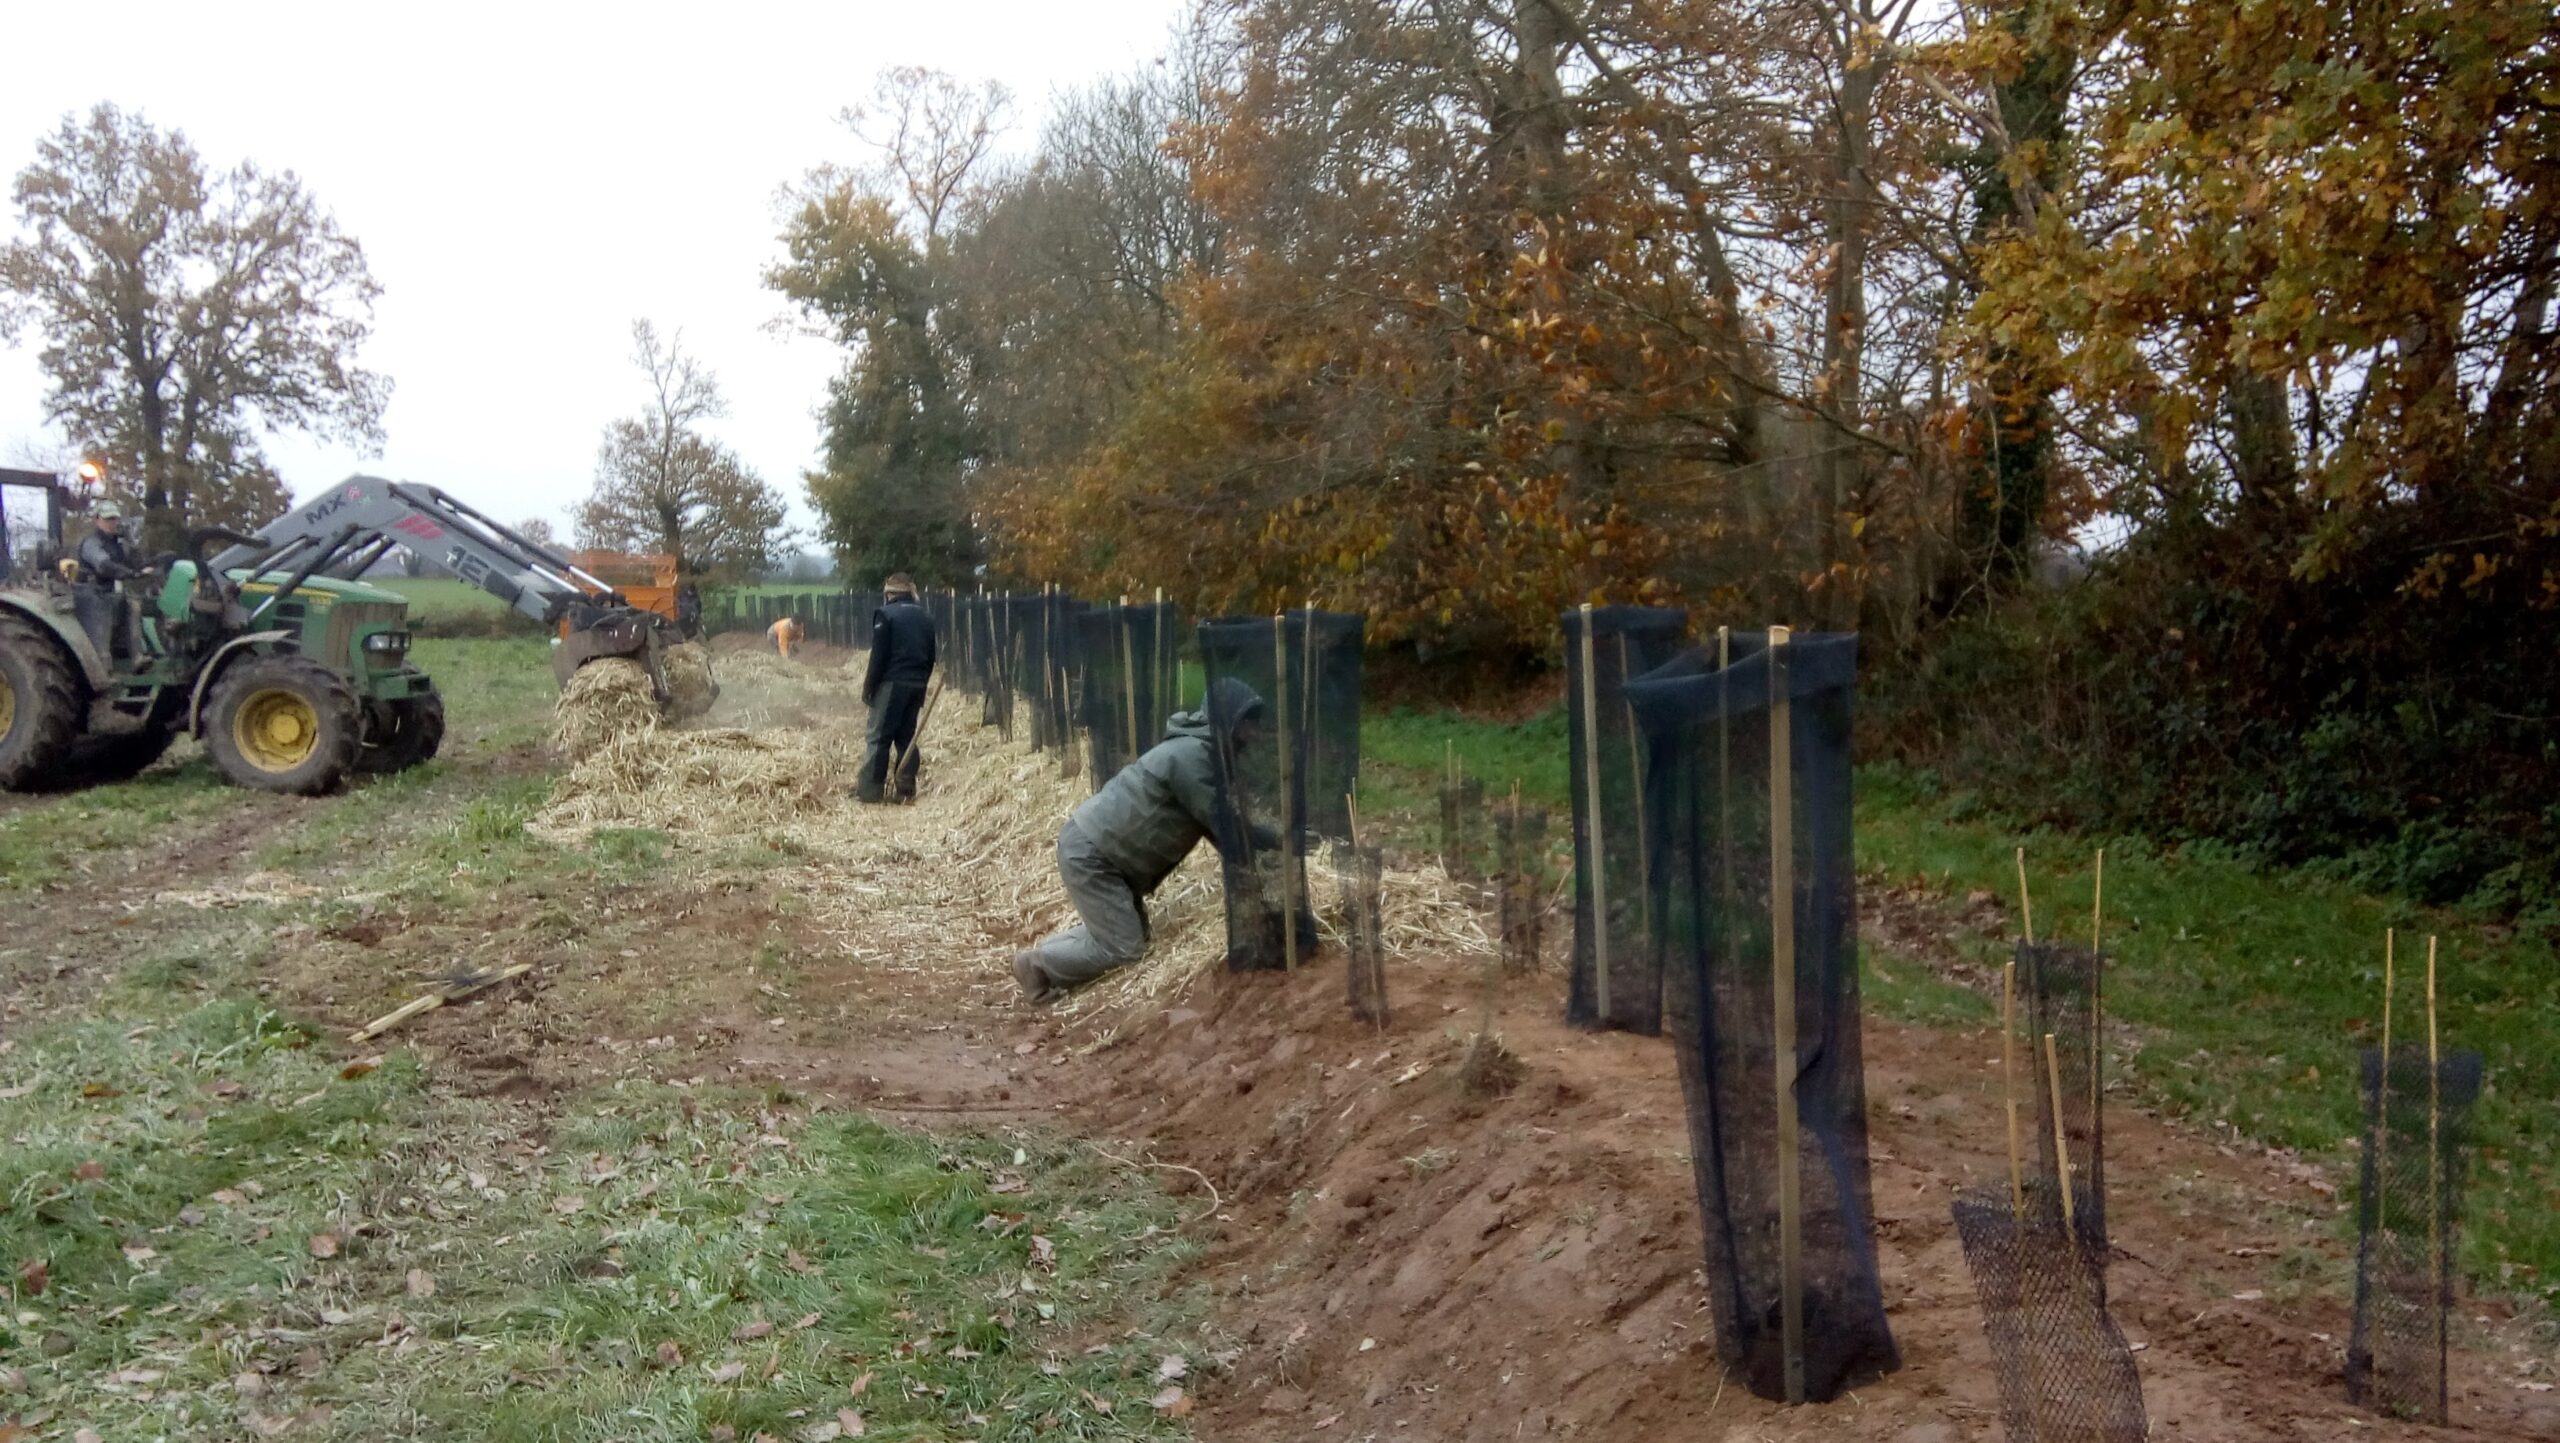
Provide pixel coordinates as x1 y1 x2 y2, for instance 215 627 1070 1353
1038 935 2558 1442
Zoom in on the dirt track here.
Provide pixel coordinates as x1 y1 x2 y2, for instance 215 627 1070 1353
23 663 2553 1442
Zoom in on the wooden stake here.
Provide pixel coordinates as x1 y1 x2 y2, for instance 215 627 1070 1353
2045 1031 2076 1232
2004 961 2025 1215
1619 631 1653 991
2015 846 2034 945
1578 604 1611 1020
353 963 533 1042
1274 613 1298 972
1120 601 1140 762
1766 624 1803 1404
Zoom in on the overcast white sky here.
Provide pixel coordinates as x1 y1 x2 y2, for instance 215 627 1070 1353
0 0 1190 544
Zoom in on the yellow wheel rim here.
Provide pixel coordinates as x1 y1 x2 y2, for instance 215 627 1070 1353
0 669 15 742
233 688 321 773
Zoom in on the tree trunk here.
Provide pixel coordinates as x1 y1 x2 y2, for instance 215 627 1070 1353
1815 20 1878 631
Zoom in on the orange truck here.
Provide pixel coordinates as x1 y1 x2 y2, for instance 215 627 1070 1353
562 551 681 630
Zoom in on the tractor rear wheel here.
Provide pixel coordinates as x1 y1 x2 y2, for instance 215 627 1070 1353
204 655 360 795
0 612 85 791
357 693 445 774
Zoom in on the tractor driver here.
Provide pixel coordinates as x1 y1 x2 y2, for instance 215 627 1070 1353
73 502 143 659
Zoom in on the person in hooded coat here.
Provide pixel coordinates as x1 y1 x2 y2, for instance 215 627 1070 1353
1014 677 1292 1000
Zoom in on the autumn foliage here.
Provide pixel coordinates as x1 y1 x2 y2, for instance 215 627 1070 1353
779 0 2560 908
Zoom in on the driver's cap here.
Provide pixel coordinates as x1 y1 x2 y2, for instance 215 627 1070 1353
94 502 124 521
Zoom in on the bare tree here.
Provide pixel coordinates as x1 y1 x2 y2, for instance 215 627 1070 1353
843 67 1012 249
575 321 789 581
0 103 388 548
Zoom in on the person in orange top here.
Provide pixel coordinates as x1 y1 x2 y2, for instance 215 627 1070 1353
767 614 805 658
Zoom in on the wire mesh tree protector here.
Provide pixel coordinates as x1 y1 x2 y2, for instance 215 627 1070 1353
1341 840 1388 1024
1952 1181 2148 1443
1199 611 1364 971
1624 631 1897 1404
1440 770 1488 889
1565 605 1691 1033
2348 1044 2484 1424
1496 794 1550 975
2018 942 2109 1264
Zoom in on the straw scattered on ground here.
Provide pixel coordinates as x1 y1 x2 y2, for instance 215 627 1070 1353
532 650 1524 1039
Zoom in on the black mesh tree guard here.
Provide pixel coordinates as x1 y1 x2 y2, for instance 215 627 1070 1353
1199 611 1364 971
2347 1043 2484 1425
1565 604 1692 1034
1496 793 1550 975
1625 630 1897 1404
1076 600 1182 788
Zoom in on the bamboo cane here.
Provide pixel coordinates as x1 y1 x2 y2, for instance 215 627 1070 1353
1767 624 1803 1404
2427 935 2444 1385
2090 847 2106 1180
1274 613 1298 972
2015 846 2034 945
2004 960 2025 1215
2046 1032 2076 1232
1578 604 1611 1020
2373 929 2396 1276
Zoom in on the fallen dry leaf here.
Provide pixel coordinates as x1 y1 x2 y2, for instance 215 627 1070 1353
307 1233 341 1260
17 1258 48 1296
0 1084 32 1100
206 1079 244 1100
552 1195 586 1216
799 1423 841 1443
80 1082 121 1099
406 1269 435 1299
121 1245 157 1265
76 1429 103 1443
791 1312 821 1332
732 1319 776 1342
0 1365 23 1393
708 1360 748 1383
338 1057 381 1082
1080 1390 1114 1415
210 1189 245 1206
71 1160 106 1182
654 1341 683 1369
1030 1235 1056 1271
1152 1386 1192 1416
1158 1354 1188 1381
836 1408 866 1437
847 1371 874 1398
784 1247 818 1275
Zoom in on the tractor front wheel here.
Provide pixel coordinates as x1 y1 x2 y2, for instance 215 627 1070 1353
0 613 85 791
205 655 360 795
357 693 445 774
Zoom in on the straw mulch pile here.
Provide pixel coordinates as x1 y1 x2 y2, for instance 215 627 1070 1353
533 653 1502 1036
553 657 662 762
662 642 719 720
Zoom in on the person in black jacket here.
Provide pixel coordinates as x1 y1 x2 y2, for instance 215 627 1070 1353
856 573 937 802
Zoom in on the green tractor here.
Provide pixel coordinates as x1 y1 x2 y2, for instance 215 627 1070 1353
0 471 689 796
0 474 437 794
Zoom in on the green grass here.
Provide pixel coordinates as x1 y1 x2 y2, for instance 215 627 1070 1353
0 762 234 890
1365 703 2560 1303
0 931 1206 1442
